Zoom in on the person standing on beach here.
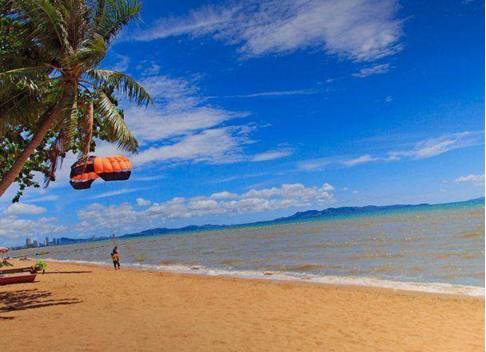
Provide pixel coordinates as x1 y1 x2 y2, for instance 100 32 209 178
111 246 120 270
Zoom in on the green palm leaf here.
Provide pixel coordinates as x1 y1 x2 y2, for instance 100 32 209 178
95 90 138 152
95 0 141 43
14 0 72 55
87 69 152 106
67 34 107 69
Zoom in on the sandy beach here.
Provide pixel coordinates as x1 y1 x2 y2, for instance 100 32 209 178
0 260 483 352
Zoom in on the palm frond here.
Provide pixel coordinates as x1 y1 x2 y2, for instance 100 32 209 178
0 66 53 76
14 0 72 55
0 66 53 95
87 69 152 106
67 34 107 69
95 0 141 43
0 93 46 134
56 88 79 152
92 0 107 27
95 90 138 152
0 73 58 134
60 0 90 51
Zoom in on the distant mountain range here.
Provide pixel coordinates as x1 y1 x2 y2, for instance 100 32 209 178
272 197 483 222
122 197 484 238
20 197 484 248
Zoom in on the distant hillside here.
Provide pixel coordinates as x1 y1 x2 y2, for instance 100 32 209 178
123 224 225 238
274 203 430 222
120 197 484 239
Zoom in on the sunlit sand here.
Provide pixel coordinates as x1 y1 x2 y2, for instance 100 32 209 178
1 260 483 352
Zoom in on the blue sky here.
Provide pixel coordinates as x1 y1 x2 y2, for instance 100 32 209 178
1 0 484 245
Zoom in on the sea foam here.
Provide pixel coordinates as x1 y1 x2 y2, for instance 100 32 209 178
45 258 485 298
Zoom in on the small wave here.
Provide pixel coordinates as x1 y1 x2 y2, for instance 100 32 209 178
267 263 329 272
461 232 483 239
158 259 177 265
44 258 112 267
291 264 340 272
432 252 482 260
350 252 404 260
44 258 485 298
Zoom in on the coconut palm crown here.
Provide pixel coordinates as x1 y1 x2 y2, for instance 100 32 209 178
0 0 152 197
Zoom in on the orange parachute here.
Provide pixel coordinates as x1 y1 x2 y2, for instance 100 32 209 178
70 155 132 190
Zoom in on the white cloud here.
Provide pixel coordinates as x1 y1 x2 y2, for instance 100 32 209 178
342 154 379 167
299 131 484 171
132 175 165 182
149 182 334 216
75 182 334 233
124 75 244 142
110 53 130 72
353 63 390 78
455 174 485 186
138 75 200 108
5 203 47 216
298 158 334 171
24 195 59 203
90 188 146 200
132 126 251 166
136 198 152 206
115 73 264 167
210 191 238 199
208 172 271 184
126 105 239 142
133 5 235 42
0 215 66 241
133 0 402 61
143 63 161 76
389 131 483 160
251 150 292 162
223 89 318 98
76 203 141 235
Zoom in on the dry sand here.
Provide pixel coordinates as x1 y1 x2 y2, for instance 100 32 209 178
0 260 483 352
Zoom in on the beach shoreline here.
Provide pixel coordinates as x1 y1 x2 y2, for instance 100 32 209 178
1 260 484 351
43 257 485 298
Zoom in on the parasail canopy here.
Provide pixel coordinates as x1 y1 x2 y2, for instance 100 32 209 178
70 156 99 190
94 155 132 181
69 155 132 190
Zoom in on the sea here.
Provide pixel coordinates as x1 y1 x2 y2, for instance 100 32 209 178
12 199 485 296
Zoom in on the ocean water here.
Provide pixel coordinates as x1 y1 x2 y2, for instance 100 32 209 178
13 201 485 296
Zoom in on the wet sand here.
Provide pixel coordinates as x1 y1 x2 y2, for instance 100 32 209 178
0 260 483 352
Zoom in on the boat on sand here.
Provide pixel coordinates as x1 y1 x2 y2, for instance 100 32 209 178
0 272 37 285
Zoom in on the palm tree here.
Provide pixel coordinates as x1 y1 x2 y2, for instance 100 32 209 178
0 0 152 197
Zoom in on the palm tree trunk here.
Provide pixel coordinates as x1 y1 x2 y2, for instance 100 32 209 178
0 91 70 198
82 101 94 156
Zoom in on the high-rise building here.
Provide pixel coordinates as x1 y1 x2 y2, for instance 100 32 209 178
33 240 39 247
26 238 32 248
45 237 49 246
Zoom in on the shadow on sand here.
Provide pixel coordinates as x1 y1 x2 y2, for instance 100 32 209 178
0 288 81 319
45 270 92 274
